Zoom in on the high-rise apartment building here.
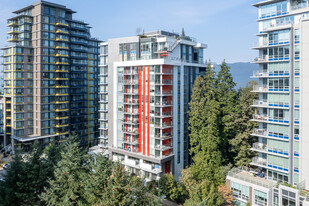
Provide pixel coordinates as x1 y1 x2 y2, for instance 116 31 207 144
1 1 100 151
227 0 309 205
99 30 207 180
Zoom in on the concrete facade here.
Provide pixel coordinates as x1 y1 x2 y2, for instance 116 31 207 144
99 31 207 180
1 1 100 150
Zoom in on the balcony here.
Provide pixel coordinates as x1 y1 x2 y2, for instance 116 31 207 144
7 22 19 27
155 111 173 117
55 78 69 80
123 110 139 115
8 38 19 42
56 22 69 27
155 68 173 75
56 38 69 42
268 54 289 61
56 30 69 34
291 2 308 10
55 46 69 50
56 124 69 128
55 54 69 57
155 144 172 151
251 70 268 78
123 80 138 85
56 62 69 65
251 142 267 152
252 99 268 107
122 129 139 135
155 80 173 85
7 30 19 34
56 131 69 135
55 69 69 73
124 100 139 105
55 93 69 96
252 85 268 92
123 119 139 125
55 116 69 120
252 42 267 49
251 157 267 166
155 91 173 96
252 114 268 122
55 108 69 112
122 139 139 146
154 122 173 128
155 133 172 140
252 128 268 137
253 55 268 63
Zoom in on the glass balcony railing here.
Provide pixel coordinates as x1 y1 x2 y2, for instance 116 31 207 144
252 142 267 152
291 2 308 10
252 157 267 166
252 114 268 121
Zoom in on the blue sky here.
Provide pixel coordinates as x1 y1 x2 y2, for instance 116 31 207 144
0 0 260 63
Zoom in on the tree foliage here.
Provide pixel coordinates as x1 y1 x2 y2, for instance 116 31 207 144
1 135 160 206
230 81 258 167
0 141 59 206
158 174 188 204
218 184 235 205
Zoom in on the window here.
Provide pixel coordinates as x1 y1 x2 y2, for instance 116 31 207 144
260 1 287 18
231 182 249 201
255 190 267 206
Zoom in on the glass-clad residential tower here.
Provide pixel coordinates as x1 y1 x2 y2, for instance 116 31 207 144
227 1 309 205
1 1 100 151
99 30 207 180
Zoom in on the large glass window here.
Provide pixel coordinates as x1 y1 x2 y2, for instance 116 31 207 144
261 1 287 18
255 190 267 206
269 30 289 45
230 182 249 201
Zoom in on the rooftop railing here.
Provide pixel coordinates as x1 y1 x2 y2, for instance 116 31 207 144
228 167 276 188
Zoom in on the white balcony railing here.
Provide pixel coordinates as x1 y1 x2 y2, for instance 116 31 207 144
291 2 308 10
252 142 267 151
252 85 268 92
252 114 268 121
252 70 268 77
253 55 268 62
253 99 268 106
252 157 267 166
252 128 268 136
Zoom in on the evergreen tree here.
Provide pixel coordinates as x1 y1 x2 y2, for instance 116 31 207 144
89 161 160 206
40 135 89 205
216 61 239 164
0 150 27 206
158 174 188 204
231 81 258 167
181 168 224 206
188 63 222 184
0 141 58 206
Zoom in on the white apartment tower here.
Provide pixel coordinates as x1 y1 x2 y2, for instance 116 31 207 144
98 30 207 180
227 0 309 205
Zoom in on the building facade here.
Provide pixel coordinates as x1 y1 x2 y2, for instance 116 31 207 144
227 0 309 205
99 30 207 180
1 0 100 151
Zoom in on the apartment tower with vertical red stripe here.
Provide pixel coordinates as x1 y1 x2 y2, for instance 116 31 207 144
98 30 207 180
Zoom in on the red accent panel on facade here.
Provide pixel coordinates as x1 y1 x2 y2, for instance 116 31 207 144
143 66 146 155
138 67 142 152
165 161 171 174
147 65 150 156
